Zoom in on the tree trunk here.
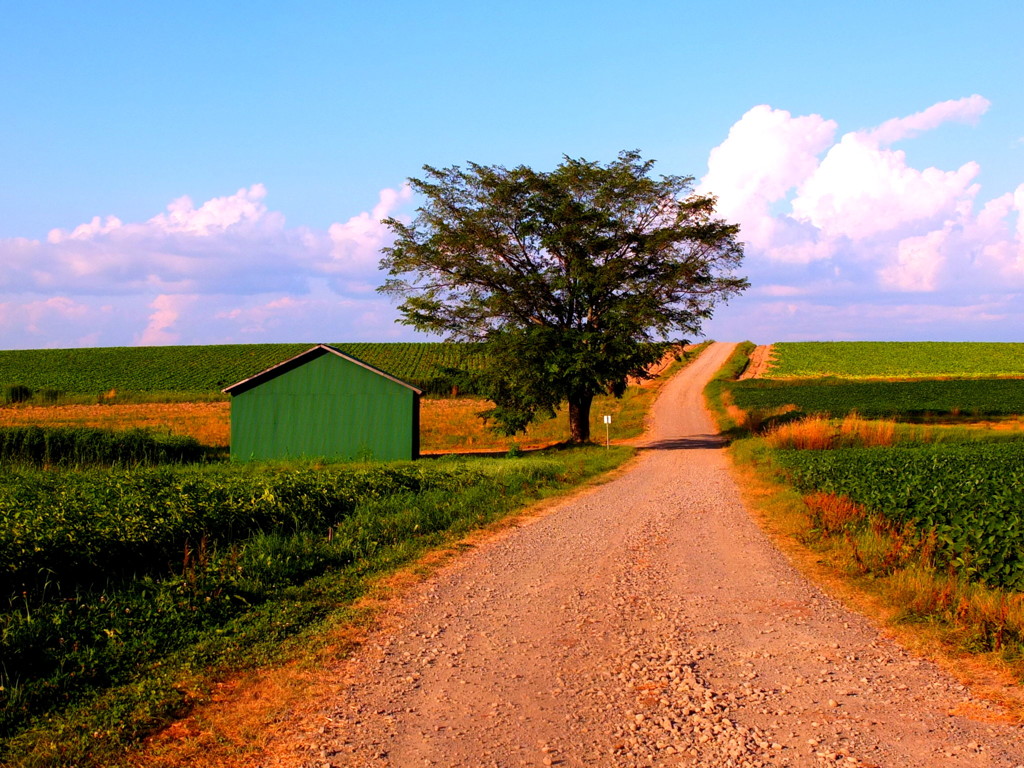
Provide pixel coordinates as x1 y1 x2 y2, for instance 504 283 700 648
567 393 594 443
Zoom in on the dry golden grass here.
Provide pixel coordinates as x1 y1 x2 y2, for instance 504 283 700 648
764 415 835 449
0 384 662 456
765 415 899 449
0 402 231 447
803 492 867 534
420 387 657 454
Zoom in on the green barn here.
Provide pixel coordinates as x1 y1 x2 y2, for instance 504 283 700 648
222 344 422 462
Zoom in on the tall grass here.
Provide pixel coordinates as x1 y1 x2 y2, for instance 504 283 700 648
764 415 1024 450
0 426 206 467
764 415 896 449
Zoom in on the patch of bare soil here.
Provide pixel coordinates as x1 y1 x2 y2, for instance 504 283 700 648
740 345 777 380
142 343 1024 768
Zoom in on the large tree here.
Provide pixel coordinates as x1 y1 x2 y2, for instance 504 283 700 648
379 150 747 443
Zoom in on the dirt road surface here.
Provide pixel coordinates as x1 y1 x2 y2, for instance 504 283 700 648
274 342 1023 768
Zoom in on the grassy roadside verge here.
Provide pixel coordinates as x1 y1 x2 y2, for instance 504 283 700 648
704 344 1024 719
2 447 633 768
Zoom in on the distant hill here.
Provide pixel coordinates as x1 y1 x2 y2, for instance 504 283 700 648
0 342 483 397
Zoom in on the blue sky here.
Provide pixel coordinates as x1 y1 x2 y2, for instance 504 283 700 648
2 0 1021 348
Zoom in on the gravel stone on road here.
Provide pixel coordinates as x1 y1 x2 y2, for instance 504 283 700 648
269 342 1024 768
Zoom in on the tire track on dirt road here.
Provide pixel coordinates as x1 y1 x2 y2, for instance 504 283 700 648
278 342 1023 768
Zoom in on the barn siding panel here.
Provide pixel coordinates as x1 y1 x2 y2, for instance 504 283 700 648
230 352 417 462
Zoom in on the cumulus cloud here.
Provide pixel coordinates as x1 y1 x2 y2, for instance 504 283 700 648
700 95 1019 296
327 184 413 275
699 105 837 259
696 96 1024 340
791 134 981 239
0 183 415 347
1 183 413 298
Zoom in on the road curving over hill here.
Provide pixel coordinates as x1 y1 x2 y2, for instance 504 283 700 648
274 342 1024 768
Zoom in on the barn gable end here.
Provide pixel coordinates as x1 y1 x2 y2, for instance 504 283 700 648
222 345 421 462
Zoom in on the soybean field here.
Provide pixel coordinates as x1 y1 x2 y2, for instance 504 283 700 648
0 342 483 398
761 341 1024 379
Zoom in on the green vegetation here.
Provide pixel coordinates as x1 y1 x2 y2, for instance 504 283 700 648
729 377 1024 420
0 342 484 399
380 150 746 442
0 426 206 467
708 342 1024 683
772 442 1024 590
764 341 1024 379
703 341 756 434
0 447 631 767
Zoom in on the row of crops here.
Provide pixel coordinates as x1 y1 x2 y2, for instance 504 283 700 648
730 377 1024 420
0 426 207 467
772 442 1024 590
725 340 1024 622
0 449 627 765
718 340 1024 675
0 463 482 598
762 341 1024 379
0 341 485 398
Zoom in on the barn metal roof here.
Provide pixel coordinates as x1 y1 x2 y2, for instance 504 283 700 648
221 344 424 397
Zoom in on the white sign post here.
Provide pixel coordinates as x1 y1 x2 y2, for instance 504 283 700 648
603 414 612 448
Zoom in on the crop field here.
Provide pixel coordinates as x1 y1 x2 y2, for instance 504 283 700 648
729 377 1024 420
762 341 1024 379
710 340 1024 679
0 342 698 765
0 342 484 398
0 426 206 467
0 448 630 766
772 442 1024 590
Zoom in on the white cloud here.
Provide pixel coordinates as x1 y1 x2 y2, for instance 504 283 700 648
700 96 1023 310
47 216 124 243
790 132 980 239
0 184 416 347
0 183 413 299
137 294 197 346
866 95 990 146
698 105 836 258
326 183 412 277
879 229 948 292
147 184 277 236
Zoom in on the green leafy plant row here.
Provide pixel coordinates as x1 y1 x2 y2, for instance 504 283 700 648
0 426 206 468
0 463 480 598
0 449 631 766
728 377 1024 420
772 442 1024 590
764 341 1024 379
0 342 486 398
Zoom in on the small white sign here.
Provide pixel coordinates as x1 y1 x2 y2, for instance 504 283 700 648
603 415 612 424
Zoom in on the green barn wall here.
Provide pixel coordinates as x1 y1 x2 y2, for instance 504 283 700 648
230 352 418 462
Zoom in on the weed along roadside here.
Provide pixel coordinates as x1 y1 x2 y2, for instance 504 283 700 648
706 341 1024 718
0 344 710 768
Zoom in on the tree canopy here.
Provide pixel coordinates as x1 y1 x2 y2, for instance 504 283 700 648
379 150 747 442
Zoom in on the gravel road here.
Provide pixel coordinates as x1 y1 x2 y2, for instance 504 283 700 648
280 342 1023 768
